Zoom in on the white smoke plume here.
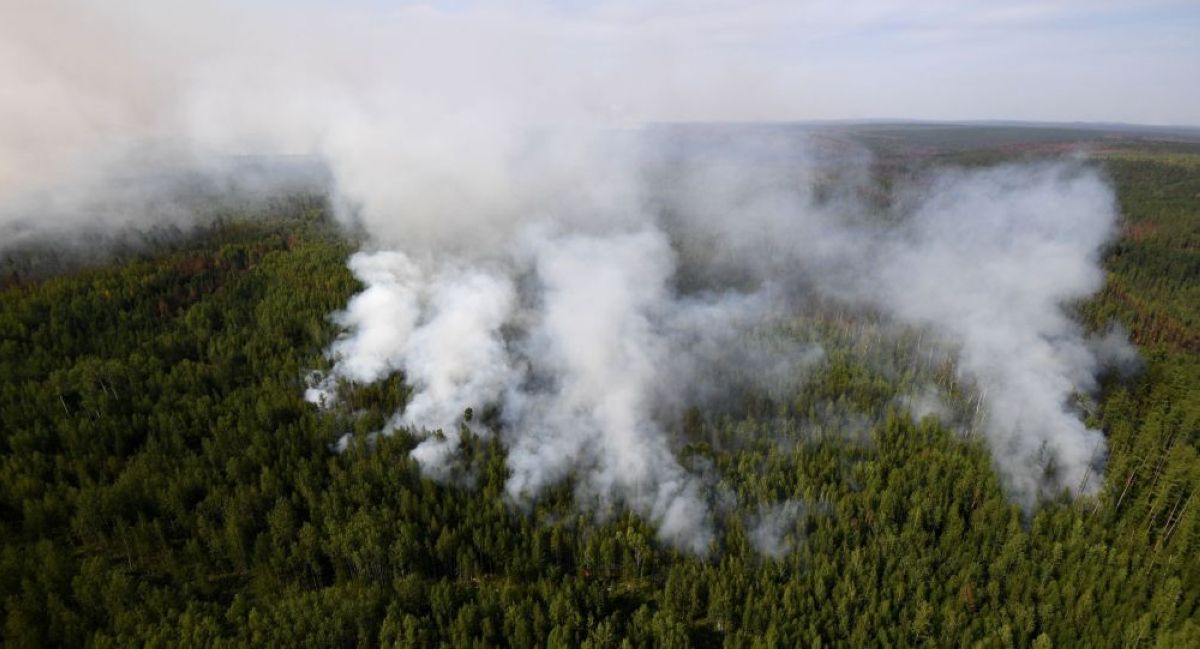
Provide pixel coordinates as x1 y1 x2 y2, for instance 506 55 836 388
504 228 713 551
650 147 1128 507
866 164 1121 503
311 225 811 553
2 2 1135 547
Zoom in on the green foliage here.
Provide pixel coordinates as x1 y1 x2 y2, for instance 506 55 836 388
1 150 1198 646
1088 152 1200 351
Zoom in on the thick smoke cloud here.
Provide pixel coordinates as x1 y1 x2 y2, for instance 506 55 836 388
867 164 1119 503
2 2 1132 549
308 224 812 553
651 149 1125 507
312 148 1125 542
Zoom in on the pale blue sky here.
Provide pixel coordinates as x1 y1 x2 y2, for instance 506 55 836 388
321 0 1200 125
2 0 1196 197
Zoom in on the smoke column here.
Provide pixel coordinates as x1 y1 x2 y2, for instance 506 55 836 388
867 164 1119 502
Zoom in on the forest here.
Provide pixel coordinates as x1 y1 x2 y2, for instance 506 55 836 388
1 130 1198 647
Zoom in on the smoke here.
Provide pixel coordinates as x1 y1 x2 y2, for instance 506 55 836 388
748 500 810 559
865 163 1122 503
1089 323 1143 380
309 224 821 553
900 386 955 425
313 147 1126 542
2 2 1134 548
651 146 1129 507
504 228 712 551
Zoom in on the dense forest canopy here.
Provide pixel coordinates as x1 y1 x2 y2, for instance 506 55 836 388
1 127 1198 647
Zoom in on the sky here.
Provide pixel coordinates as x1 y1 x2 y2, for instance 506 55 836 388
391 0 1200 125
4 1 1199 130
0 0 1197 205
